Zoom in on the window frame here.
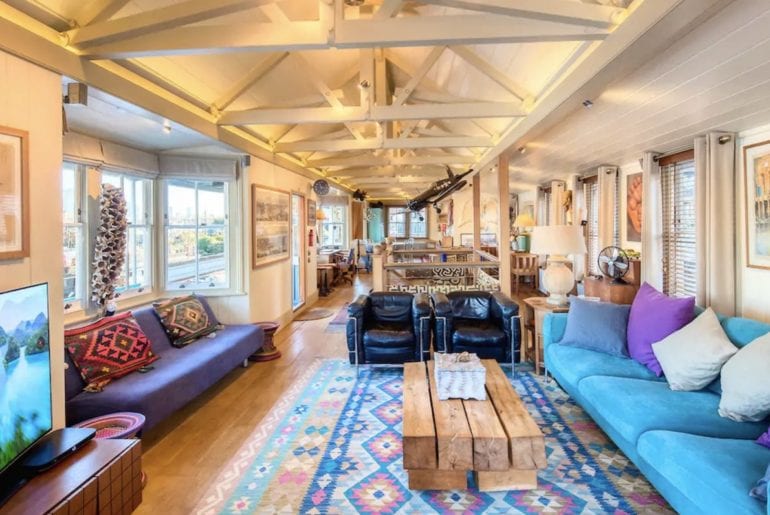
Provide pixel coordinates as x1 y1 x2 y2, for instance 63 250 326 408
660 151 697 298
319 204 347 250
582 175 600 276
385 206 428 239
162 178 236 293
62 162 87 312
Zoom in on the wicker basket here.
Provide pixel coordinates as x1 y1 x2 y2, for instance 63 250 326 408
434 352 486 400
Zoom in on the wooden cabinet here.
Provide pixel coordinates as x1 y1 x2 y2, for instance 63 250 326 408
583 259 641 305
520 297 569 375
1 439 142 515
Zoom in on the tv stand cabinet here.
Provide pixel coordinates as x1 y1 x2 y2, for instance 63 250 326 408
1 439 142 515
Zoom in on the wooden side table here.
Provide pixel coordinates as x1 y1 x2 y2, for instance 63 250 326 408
520 297 569 375
250 321 281 362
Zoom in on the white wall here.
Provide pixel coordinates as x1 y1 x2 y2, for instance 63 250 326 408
0 51 64 427
208 158 319 326
736 123 770 322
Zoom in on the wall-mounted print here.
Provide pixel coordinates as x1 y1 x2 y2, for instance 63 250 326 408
251 185 290 268
744 140 770 270
626 172 643 243
307 199 317 226
0 126 29 260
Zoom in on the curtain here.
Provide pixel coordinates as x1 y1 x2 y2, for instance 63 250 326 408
159 155 238 181
597 166 617 249
641 152 663 289
351 201 364 240
568 174 585 281
695 132 736 315
535 187 546 225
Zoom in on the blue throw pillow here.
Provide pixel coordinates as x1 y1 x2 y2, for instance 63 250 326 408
560 298 631 357
750 463 769 502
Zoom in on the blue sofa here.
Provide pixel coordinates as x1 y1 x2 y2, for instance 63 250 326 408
544 311 770 515
65 300 264 430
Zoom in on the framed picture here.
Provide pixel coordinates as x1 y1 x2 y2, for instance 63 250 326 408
626 172 643 243
744 140 770 269
459 233 473 247
0 126 29 260
251 185 290 268
307 199 317 226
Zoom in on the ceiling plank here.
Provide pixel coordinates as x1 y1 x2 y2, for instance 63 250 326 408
220 102 525 125
416 0 622 28
274 135 493 152
75 0 131 26
373 0 404 19
393 46 445 106
80 15 609 58
309 154 477 167
213 52 289 111
69 0 283 47
330 167 446 178
448 45 530 101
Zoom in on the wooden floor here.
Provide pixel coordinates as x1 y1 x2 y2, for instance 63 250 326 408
135 275 540 514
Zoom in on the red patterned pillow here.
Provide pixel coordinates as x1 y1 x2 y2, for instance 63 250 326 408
153 295 218 347
65 312 158 392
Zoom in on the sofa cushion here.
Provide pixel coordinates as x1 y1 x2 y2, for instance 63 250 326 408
752 464 769 503
627 282 695 376
448 291 490 320
64 312 159 392
637 431 769 515
370 293 413 324
452 321 505 348
652 308 737 391
720 332 770 422
545 343 661 390
363 323 414 348
66 324 261 429
758 427 770 450
560 298 630 357
578 376 768 445
153 295 219 347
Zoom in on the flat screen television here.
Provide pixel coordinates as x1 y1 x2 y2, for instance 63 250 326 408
0 283 52 479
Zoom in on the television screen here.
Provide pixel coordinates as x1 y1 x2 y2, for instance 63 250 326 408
0 283 51 475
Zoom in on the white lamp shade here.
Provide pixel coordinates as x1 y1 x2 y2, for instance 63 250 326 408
530 225 587 257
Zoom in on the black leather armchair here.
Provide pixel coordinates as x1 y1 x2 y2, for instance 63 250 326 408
431 291 520 366
346 292 432 365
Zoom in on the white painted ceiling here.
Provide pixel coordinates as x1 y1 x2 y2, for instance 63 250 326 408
2 0 740 199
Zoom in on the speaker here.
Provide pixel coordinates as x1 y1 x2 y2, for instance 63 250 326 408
64 83 88 105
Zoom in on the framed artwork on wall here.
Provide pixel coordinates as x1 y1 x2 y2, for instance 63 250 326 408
744 140 770 270
626 172 643 243
0 126 29 260
307 199 317 226
251 185 290 268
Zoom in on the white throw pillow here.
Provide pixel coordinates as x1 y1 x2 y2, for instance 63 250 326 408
651 308 737 391
719 332 770 422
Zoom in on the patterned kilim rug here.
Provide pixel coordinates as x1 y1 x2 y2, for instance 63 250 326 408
194 360 672 514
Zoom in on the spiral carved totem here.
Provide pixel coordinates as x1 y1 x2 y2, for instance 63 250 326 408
91 184 128 312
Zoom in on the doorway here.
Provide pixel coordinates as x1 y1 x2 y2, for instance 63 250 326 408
291 194 306 310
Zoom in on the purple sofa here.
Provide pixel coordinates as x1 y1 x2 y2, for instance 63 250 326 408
64 300 264 430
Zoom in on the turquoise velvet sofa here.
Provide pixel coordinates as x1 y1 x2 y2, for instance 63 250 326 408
543 312 770 515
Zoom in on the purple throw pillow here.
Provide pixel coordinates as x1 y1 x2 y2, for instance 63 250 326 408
627 282 695 376
758 429 770 449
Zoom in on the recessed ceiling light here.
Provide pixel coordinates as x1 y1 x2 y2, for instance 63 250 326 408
582 99 594 109
518 146 526 154
162 120 172 134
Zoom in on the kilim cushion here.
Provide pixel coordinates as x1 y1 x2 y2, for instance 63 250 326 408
153 295 218 348
65 312 159 392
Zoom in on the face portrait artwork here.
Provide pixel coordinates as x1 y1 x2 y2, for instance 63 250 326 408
626 172 643 242
753 153 770 256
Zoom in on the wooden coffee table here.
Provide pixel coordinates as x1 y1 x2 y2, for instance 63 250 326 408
402 360 546 491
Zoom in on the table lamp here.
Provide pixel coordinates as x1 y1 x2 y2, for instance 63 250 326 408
513 212 535 252
530 225 586 306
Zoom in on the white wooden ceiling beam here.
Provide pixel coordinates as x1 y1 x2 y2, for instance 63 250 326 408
309 154 476 167
213 52 289 112
80 15 609 58
330 167 446 178
373 0 404 19
393 46 445 106
274 135 493 152
448 46 530 102
416 0 623 28
68 0 283 47
75 0 131 26
220 102 524 125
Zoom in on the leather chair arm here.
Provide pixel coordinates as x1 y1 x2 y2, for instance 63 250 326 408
412 293 432 361
490 292 520 363
430 292 454 354
490 291 518 320
431 292 452 317
346 295 369 364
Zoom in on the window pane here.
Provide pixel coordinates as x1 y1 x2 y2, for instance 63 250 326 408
62 164 78 224
167 228 197 289
168 180 197 225
198 227 227 287
63 226 81 302
388 207 406 238
102 172 122 189
198 181 226 226
409 209 427 238
125 227 149 290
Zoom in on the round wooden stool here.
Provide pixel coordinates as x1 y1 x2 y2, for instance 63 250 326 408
249 321 281 362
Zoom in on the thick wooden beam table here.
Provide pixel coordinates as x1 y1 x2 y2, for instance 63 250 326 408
402 359 546 491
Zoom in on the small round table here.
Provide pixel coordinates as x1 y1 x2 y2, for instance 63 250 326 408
249 321 281 362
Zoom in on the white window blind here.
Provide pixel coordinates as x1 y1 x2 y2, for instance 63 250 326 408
584 178 600 276
543 190 552 226
661 159 697 298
